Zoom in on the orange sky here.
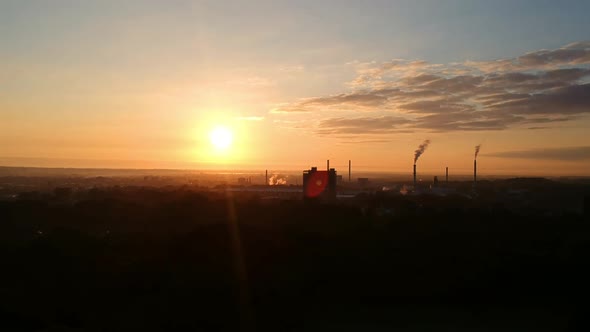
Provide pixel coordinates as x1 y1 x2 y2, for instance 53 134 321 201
1 2 590 176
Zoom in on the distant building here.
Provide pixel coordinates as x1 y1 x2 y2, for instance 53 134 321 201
237 177 251 185
357 178 369 187
303 167 337 200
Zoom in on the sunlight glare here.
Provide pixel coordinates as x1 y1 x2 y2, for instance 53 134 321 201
209 126 233 150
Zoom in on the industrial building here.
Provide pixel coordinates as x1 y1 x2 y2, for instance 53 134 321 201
303 167 337 200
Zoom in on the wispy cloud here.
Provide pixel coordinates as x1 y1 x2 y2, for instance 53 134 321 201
269 106 310 113
317 116 412 135
488 146 590 161
273 41 590 136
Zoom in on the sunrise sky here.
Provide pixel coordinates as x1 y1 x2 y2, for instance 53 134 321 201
2 0 590 175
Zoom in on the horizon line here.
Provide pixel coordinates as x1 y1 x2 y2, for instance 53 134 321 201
1 165 589 179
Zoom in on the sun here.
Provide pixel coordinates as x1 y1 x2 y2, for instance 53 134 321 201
209 126 233 150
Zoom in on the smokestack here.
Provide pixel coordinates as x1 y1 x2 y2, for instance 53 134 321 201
348 160 351 182
446 167 448 183
265 169 268 186
473 160 477 184
413 164 417 188
327 159 330 171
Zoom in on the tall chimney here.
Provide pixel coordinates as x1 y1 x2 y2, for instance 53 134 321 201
265 169 268 186
413 164 417 188
348 160 351 182
327 159 330 171
446 167 448 183
473 160 477 184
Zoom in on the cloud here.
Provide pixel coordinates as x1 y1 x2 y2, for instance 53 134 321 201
485 83 590 115
488 146 590 161
518 42 590 67
269 106 310 113
273 41 590 136
316 116 412 135
339 139 393 144
466 41 590 72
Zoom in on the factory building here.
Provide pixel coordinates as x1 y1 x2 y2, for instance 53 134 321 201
303 167 337 200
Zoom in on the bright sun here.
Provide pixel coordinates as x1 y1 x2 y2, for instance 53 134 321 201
209 126 233 150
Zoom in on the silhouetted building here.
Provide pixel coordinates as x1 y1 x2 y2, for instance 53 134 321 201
303 167 337 200
357 178 369 187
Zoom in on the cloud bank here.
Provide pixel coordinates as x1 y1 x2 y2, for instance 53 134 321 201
488 146 590 161
274 41 590 136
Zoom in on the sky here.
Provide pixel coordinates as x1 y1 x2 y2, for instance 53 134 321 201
1 0 590 176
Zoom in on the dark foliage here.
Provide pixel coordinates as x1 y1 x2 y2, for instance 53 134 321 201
0 185 589 331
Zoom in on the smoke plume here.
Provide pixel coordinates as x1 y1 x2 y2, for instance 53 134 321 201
413 140 431 163
475 144 482 159
268 174 288 185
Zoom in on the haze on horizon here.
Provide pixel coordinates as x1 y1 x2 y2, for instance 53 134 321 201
2 0 590 176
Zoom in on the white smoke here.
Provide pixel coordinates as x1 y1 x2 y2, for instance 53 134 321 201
268 173 288 185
